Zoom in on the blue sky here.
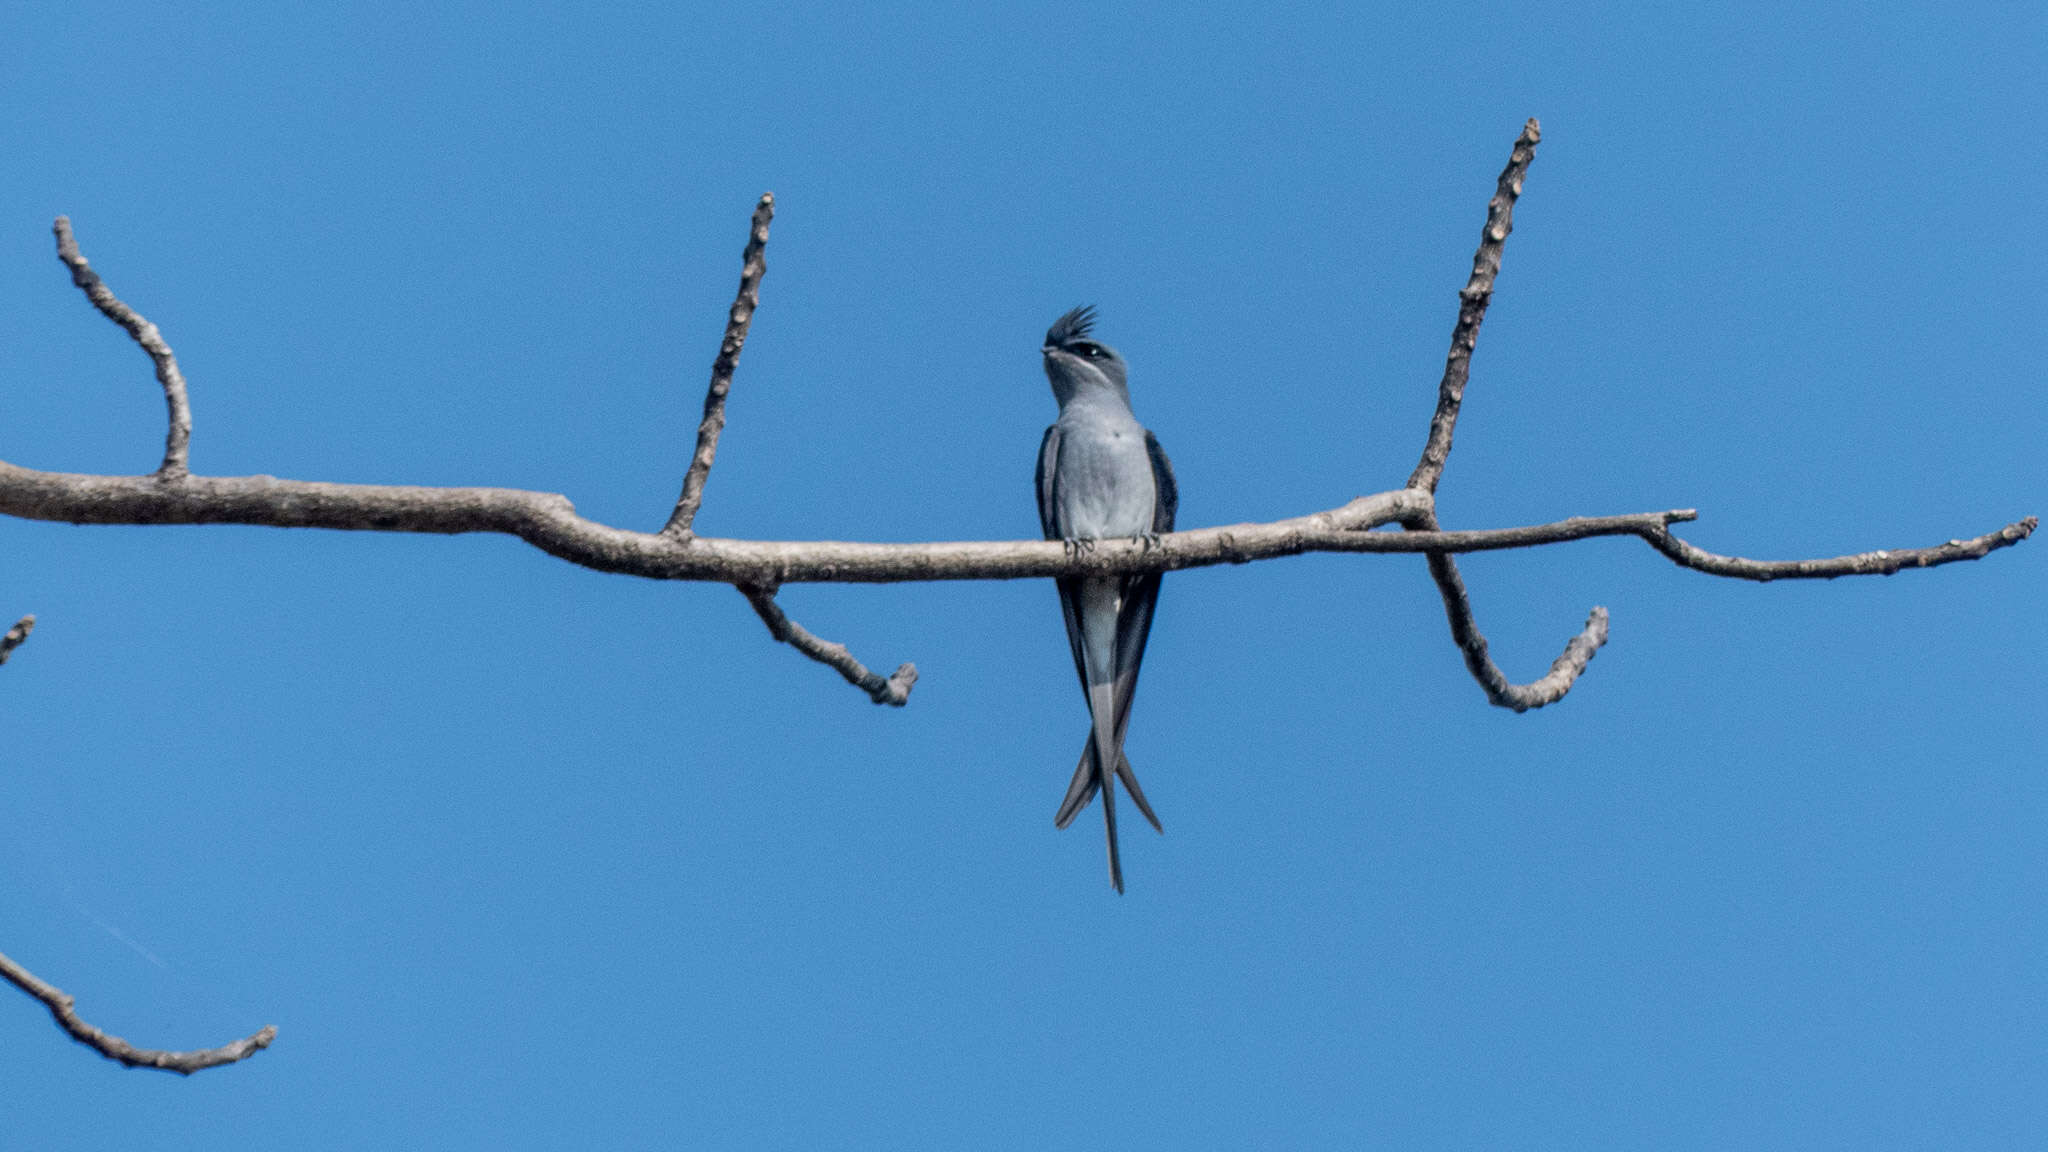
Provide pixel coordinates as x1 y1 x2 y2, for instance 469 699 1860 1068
2 2 2041 1148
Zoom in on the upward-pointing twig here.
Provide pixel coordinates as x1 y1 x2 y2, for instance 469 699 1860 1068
52 218 193 479
1408 119 1538 496
665 194 774 538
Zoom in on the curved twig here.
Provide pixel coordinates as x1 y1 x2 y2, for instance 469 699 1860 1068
666 193 774 539
1648 518 2037 580
1396 118 1602 709
52 218 192 479
0 949 274 1075
740 585 917 706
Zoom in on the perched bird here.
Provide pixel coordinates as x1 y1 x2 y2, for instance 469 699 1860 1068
1035 305 1177 893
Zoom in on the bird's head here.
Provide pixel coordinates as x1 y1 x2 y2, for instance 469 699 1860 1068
1041 304 1128 403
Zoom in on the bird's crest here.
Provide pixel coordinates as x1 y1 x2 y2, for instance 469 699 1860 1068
1044 304 1098 349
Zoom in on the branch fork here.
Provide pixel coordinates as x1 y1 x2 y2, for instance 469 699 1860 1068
8 120 2031 1066
14 123 2030 712
16 126 2030 717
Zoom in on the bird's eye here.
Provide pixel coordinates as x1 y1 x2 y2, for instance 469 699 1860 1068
1081 344 1103 358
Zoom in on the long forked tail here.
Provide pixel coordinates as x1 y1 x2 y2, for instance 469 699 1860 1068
1055 743 1162 832
1067 680 1171 892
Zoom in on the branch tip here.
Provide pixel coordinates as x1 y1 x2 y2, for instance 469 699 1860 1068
0 614 33 664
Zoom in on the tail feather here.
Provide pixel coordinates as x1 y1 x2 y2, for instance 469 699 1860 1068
1087 680 1125 893
1054 755 1101 829
1056 741 1162 834
1117 757 1162 833
1102 755 1122 893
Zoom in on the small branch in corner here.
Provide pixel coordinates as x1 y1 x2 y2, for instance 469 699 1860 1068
0 949 273 1075
0 615 32 665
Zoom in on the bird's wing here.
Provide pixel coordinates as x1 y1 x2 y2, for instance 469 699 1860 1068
1038 425 1096 696
1145 430 1177 534
1035 424 1061 540
1094 431 1177 830
1107 431 1175 719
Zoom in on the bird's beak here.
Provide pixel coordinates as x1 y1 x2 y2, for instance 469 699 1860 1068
1040 344 1057 358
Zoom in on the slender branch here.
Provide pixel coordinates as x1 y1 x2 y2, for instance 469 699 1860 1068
0 461 1424 581
665 193 774 539
1408 118 1539 496
1 618 272 1069
0 614 32 665
740 585 917 706
1649 516 2037 580
1422 546 1608 712
1399 119 1599 710
0 462 2022 586
19 127 2033 710
0 949 274 1074
52 218 193 479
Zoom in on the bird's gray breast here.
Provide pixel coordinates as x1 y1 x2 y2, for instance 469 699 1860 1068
1053 415 1158 540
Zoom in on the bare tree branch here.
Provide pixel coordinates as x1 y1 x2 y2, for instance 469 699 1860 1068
0 949 274 1075
1393 118 1604 710
0 459 2025 586
0 464 1423 581
13 123 2031 709
1408 118 1539 497
1648 517 2038 580
0 615 32 665
52 217 193 479
3 617 274 1069
741 585 917 706
665 193 774 539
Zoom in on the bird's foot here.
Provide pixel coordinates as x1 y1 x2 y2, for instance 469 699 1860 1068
1131 532 1164 553
1062 537 1097 559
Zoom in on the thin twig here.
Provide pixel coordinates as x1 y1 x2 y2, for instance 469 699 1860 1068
1423 551 1608 712
740 584 917 705
1648 517 2037 581
0 949 274 1075
1399 119 1598 710
52 218 192 479
1408 119 1538 496
0 615 32 665
665 194 774 538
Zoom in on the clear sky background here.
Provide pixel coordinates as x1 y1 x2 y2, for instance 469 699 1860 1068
2 2 2041 1148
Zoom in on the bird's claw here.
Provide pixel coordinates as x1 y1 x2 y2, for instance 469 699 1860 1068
1062 537 1097 559
1132 532 1164 553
